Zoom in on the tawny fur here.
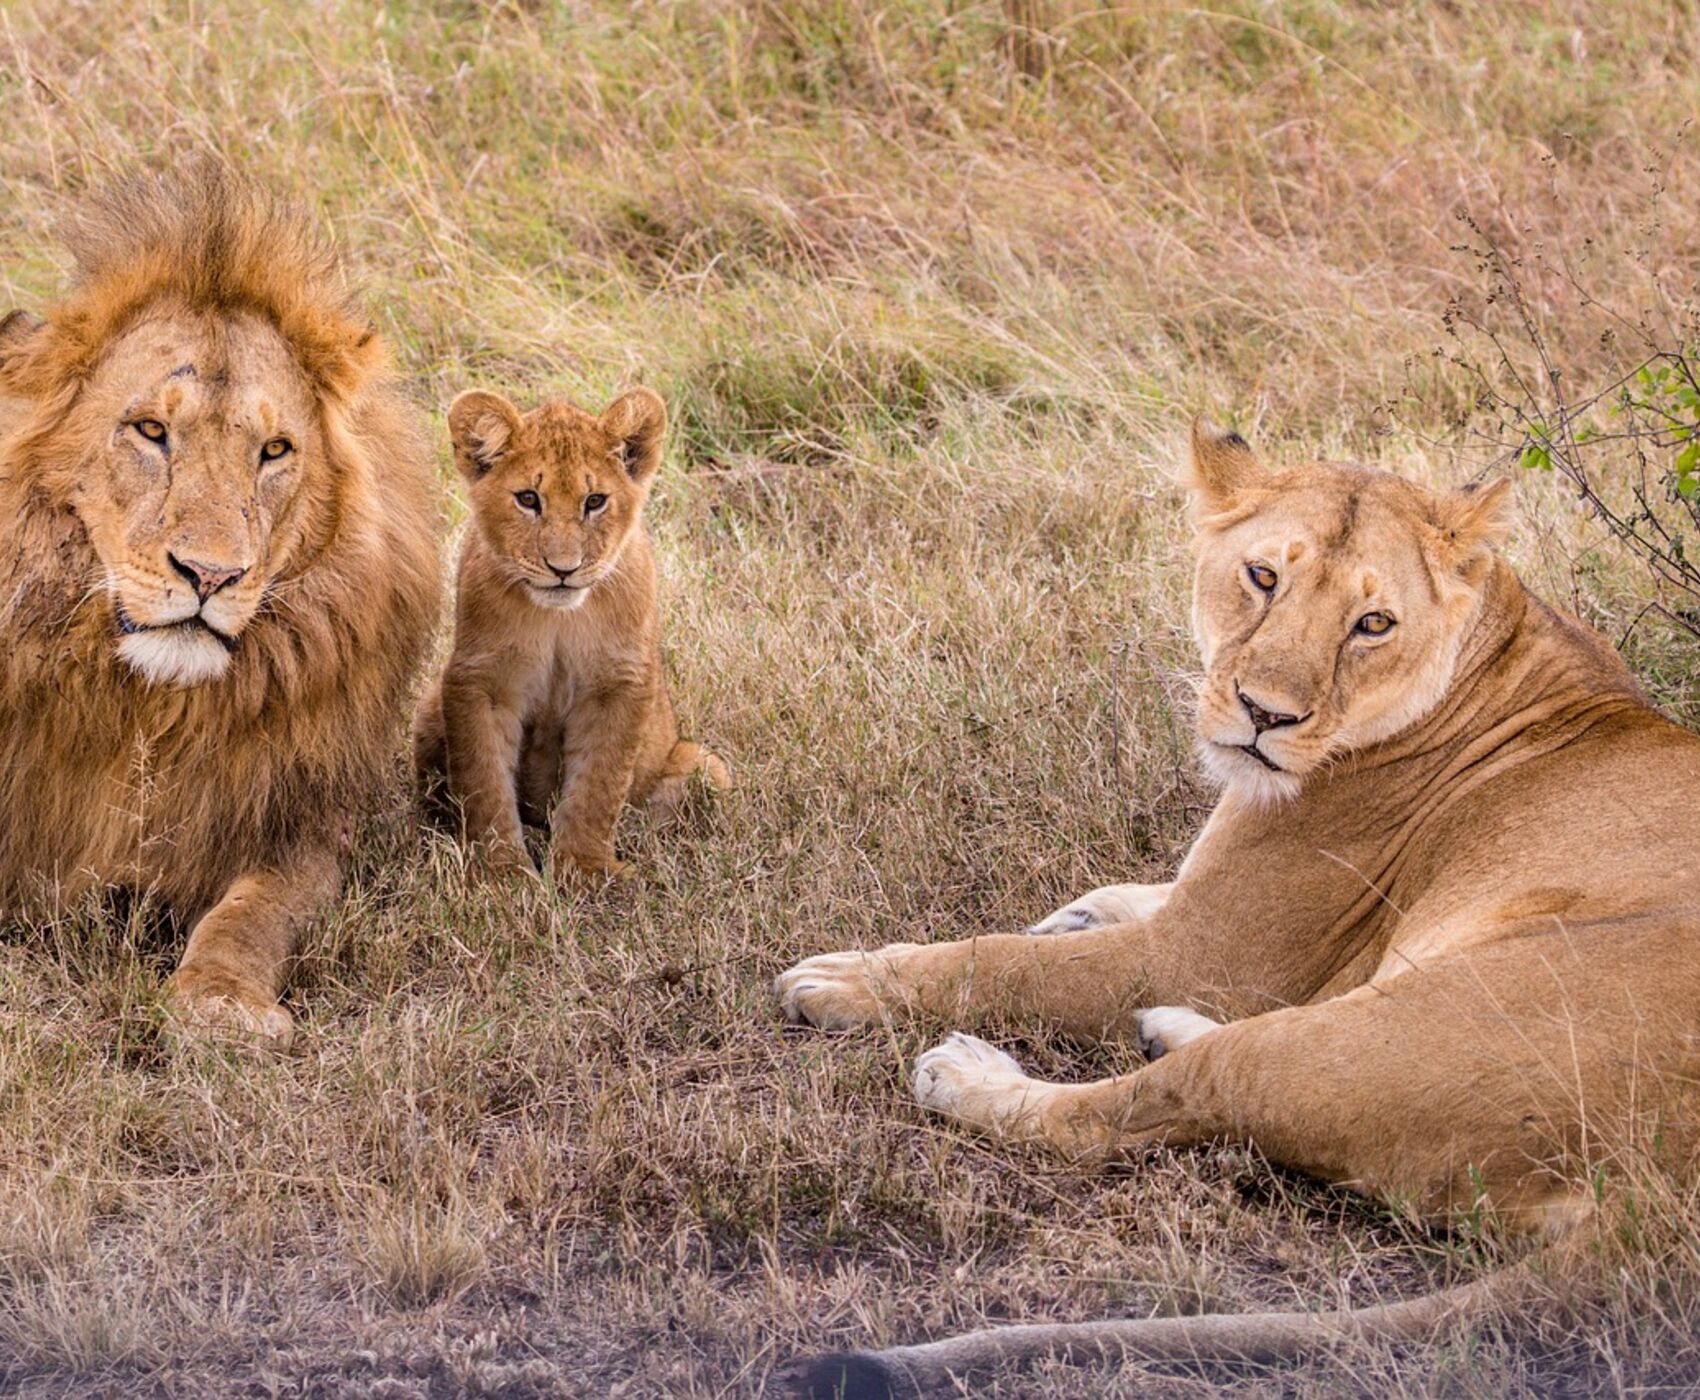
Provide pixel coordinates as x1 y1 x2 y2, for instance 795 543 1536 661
777 419 1700 1390
0 168 441 1046
413 387 727 881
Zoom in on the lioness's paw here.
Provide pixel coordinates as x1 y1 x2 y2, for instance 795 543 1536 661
913 1032 1044 1134
774 946 912 1030
167 970 294 1053
1137 1005 1221 1061
1024 903 1102 936
1027 882 1172 935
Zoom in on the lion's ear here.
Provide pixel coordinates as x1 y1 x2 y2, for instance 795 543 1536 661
1434 478 1514 581
1189 416 1263 505
0 310 46 392
600 387 667 485
447 390 521 479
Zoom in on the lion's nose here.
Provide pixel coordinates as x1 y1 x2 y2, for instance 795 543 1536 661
169 553 248 602
546 558 582 580
1237 685 1303 733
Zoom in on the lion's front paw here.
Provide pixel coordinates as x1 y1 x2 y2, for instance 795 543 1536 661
774 946 915 1030
913 1032 1047 1135
167 968 294 1052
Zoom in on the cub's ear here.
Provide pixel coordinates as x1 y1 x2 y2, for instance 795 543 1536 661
447 390 521 479
1433 477 1514 580
0 310 46 392
600 387 667 485
1189 416 1263 505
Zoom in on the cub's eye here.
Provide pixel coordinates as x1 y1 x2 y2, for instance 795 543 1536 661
583 493 608 515
1356 612 1396 637
260 437 293 462
1247 563 1278 593
514 490 542 513
132 419 167 444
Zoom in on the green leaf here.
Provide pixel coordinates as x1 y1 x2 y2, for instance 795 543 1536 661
1520 443 1552 471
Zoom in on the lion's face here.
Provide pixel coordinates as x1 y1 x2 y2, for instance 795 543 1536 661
448 387 666 611
59 309 329 686
1186 423 1511 802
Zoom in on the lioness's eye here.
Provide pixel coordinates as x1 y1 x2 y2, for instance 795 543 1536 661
1247 563 1278 593
584 493 608 515
260 437 292 462
515 490 541 513
1356 612 1395 636
133 418 167 444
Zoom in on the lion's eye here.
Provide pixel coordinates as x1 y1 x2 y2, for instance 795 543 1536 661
584 493 608 515
515 490 542 514
260 437 292 462
1247 563 1278 593
1356 612 1395 636
133 419 167 444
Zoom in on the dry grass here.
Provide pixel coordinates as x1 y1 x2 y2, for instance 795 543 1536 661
2 1 1700 1394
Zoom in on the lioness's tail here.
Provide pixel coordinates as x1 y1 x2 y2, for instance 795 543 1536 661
780 1270 1527 1398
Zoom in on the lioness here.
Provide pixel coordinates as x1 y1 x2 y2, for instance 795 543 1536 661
412 387 728 881
0 170 440 1049
777 421 1700 1394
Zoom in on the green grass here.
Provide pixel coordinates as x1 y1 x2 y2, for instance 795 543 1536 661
3 1 1700 1393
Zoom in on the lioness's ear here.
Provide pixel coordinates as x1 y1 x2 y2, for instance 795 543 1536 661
1434 478 1514 581
0 310 46 392
447 390 521 479
601 387 667 485
1189 416 1263 505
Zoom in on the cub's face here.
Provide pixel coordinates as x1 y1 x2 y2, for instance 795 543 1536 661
1186 424 1512 802
449 388 666 611
11 308 329 687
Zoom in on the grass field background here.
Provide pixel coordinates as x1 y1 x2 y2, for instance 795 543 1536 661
3 2 1700 1394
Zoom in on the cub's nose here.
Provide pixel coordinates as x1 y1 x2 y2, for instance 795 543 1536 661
1237 685 1302 734
546 558 582 580
168 553 248 602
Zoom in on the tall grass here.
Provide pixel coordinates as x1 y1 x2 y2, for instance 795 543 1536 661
2 1 1699 1392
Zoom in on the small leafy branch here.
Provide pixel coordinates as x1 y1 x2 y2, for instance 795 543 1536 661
1413 146 1700 640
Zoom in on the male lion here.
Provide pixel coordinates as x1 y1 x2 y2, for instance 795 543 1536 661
412 386 729 881
777 422 1700 1394
0 170 440 1048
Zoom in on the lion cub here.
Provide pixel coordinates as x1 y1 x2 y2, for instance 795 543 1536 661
414 386 728 880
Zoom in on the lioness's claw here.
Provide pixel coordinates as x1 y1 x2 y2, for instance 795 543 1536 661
774 947 910 1030
913 1032 1042 1133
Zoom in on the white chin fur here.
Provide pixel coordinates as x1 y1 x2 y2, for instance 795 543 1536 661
117 629 232 687
1199 741 1303 807
529 585 590 611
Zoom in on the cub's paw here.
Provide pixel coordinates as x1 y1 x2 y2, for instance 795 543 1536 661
1137 1005 1221 1061
549 844 633 888
167 968 294 1053
470 839 539 885
913 1032 1045 1136
774 945 915 1031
